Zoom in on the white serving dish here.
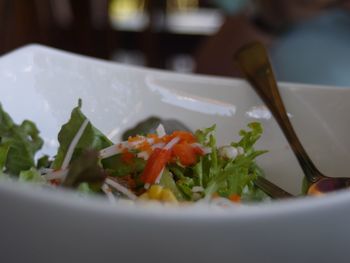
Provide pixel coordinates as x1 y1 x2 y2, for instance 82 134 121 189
0 45 349 263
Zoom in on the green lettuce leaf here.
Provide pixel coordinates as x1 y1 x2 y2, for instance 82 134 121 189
195 124 216 145
19 167 45 184
77 182 96 194
192 123 268 200
159 169 185 201
52 100 112 169
101 154 146 177
62 150 105 190
0 104 43 175
176 178 194 200
0 143 10 170
36 155 50 169
232 122 264 154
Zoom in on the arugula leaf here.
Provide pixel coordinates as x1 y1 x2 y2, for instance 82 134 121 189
195 124 216 145
198 122 267 200
0 104 43 175
232 122 263 154
52 100 112 169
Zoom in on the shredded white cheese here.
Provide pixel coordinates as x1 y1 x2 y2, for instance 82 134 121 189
154 167 165 184
101 183 117 204
152 142 165 150
105 177 137 200
137 151 150 160
61 119 89 170
192 186 204 193
191 142 211 154
156 123 166 137
99 137 158 160
164 136 180 150
42 169 68 181
99 144 123 159
237 146 245 155
218 146 238 160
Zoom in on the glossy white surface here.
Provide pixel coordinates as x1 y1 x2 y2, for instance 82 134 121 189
0 45 349 263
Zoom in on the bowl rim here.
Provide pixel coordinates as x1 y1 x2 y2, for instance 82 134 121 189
2 177 350 222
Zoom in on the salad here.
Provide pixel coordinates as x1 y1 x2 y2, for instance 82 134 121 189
0 100 269 205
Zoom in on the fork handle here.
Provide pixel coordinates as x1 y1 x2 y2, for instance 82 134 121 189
235 42 323 183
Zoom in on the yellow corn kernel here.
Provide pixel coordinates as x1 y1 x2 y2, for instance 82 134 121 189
138 192 149 200
160 188 178 203
148 185 163 200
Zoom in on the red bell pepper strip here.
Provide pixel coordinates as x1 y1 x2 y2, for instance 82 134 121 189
140 148 172 184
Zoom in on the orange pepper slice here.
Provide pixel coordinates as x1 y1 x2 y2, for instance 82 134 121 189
140 148 171 184
172 142 202 166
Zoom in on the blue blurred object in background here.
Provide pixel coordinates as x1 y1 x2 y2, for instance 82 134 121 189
212 0 249 14
270 9 350 88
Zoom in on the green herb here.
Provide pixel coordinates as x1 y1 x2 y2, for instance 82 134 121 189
52 100 112 169
195 123 268 200
159 169 185 201
0 104 43 175
63 150 106 190
19 167 44 184
102 154 146 177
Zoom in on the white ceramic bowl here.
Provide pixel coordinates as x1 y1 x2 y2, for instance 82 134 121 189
0 45 349 263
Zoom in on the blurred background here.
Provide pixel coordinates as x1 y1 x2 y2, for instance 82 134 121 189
1 0 350 86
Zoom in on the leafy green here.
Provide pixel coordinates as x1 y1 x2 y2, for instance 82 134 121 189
102 154 146 177
19 168 45 184
36 155 51 169
0 104 43 175
52 100 112 169
122 116 162 139
159 169 185 201
177 178 194 200
195 124 216 145
232 122 264 154
62 150 105 190
0 143 10 170
77 182 96 194
238 163 269 201
0 99 270 203
192 123 268 200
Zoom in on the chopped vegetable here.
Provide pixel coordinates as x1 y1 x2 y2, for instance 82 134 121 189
0 104 43 175
62 150 106 190
172 142 203 166
0 100 269 205
52 99 112 169
140 148 172 184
